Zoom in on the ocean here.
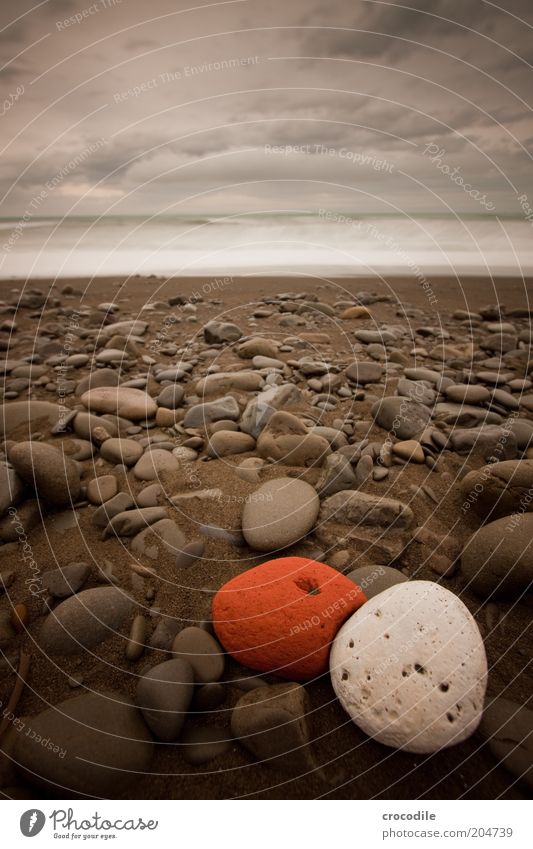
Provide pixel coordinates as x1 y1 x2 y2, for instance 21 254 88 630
0 213 532 279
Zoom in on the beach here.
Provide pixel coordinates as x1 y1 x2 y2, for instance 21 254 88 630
0 272 532 799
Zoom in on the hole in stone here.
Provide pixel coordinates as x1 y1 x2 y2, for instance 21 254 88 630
402 669 409 677
414 663 426 675
446 712 454 723
374 609 382 618
384 633 390 639
294 577 321 595
366 674 371 681
349 639 354 649
439 683 449 692
341 669 349 681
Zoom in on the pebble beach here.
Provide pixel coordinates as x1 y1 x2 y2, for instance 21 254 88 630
0 272 532 800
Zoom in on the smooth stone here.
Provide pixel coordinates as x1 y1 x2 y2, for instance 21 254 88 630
449 426 518 461
461 514 533 597
207 431 255 457
345 361 383 385
13 690 153 796
41 562 91 598
172 627 225 684
213 556 365 680
479 697 533 790
433 403 502 427
72 411 118 441
252 355 285 369
0 400 63 437
180 726 231 765
444 384 491 405
507 418 533 449
203 320 242 344
231 683 316 773
156 384 185 409
133 449 180 480
196 371 263 396
257 411 330 467
342 305 371 319
330 581 487 753
130 518 186 560
104 506 167 537
100 438 143 466
74 368 120 396
86 474 118 505
396 378 437 406
175 540 205 568
81 387 157 420
392 440 425 463
346 564 408 598
8 442 81 507
136 659 194 741
238 337 279 359
460 460 533 519
371 397 431 439
242 478 320 552
92 492 135 527
136 483 162 507
193 682 226 711
98 319 148 339
154 366 188 382
183 395 240 428
39 587 134 655
320 490 414 529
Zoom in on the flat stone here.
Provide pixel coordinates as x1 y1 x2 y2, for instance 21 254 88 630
479 697 533 790
175 540 205 568
203 320 242 344
460 460 533 519
371 397 431 439
346 361 383 385
330 581 487 753
13 690 153 797
461 514 533 597
172 627 225 683
81 387 157 420
100 438 143 466
320 490 414 529
133 449 180 480
196 371 263 396
444 384 491 405
39 587 134 655
156 385 185 409
104 506 167 537
130 518 186 560
183 396 240 428
449 426 518 461
92 492 135 527
257 411 330 467
0 400 63 437
0 461 25 515
136 659 194 741
231 683 317 773
41 562 91 598
8 442 81 507
242 477 320 552
86 475 118 505
346 564 408 598
207 430 255 457
392 440 425 463
238 337 279 359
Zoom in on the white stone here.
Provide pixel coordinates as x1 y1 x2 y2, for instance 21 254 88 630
330 581 487 753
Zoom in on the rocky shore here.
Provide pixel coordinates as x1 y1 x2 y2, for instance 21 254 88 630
0 274 532 800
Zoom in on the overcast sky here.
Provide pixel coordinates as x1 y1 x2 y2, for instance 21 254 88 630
1 0 532 216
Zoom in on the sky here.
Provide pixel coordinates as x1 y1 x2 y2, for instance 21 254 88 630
1 0 532 217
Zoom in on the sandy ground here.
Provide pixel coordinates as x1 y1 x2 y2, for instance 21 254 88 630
0 273 532 800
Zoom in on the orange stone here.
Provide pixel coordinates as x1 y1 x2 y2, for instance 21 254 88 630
212 557 366 681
